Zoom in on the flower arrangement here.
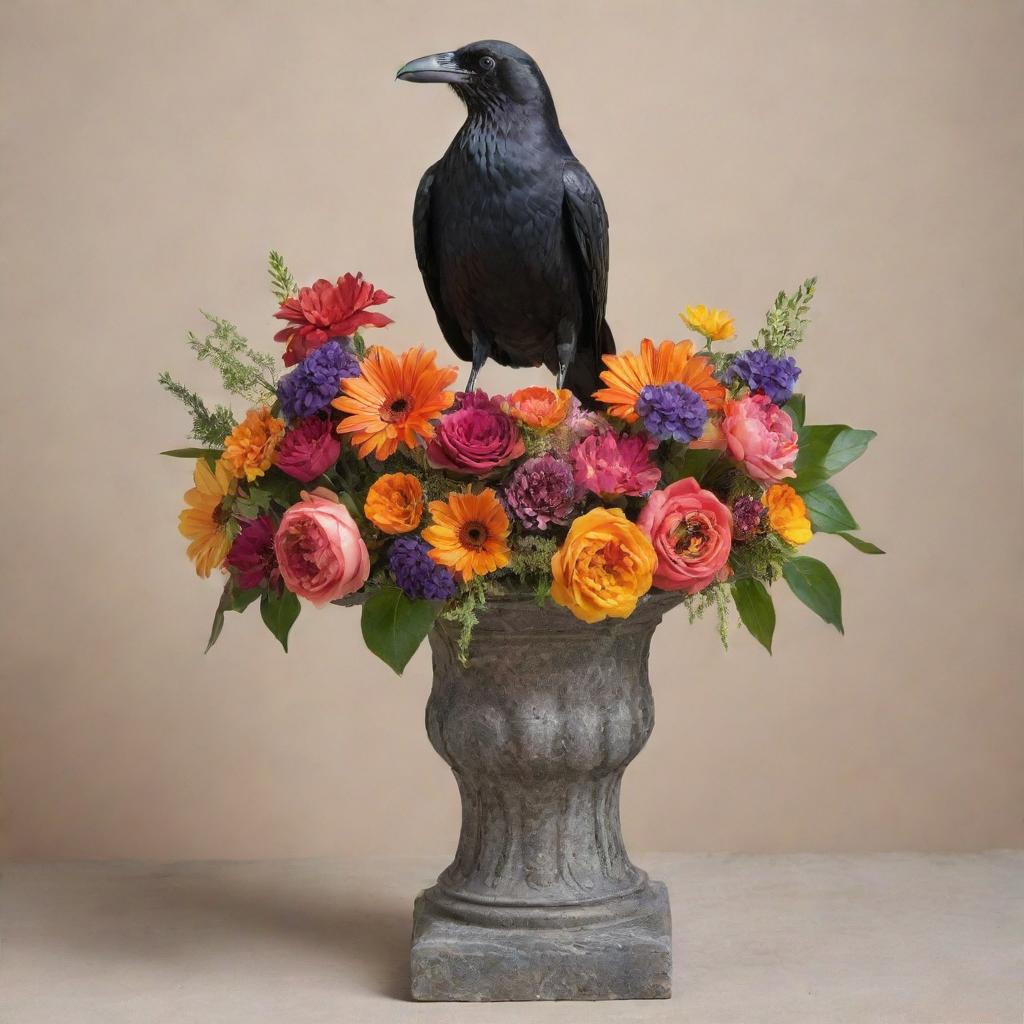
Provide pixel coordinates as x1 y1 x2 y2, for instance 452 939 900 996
161 254 881 671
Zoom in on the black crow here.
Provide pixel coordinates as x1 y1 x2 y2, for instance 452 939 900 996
397 40 614 404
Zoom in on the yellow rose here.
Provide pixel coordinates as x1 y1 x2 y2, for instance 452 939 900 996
680 305 735 342
550 508 657 623
762 484 812 545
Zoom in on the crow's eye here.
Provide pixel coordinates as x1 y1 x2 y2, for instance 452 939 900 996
479 55 496 72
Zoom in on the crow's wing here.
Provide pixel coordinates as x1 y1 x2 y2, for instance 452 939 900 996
413 163 470 361
562 160 613 356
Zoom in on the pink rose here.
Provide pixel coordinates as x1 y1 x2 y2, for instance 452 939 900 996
274 492 369 605
426 391 525 476
275 417 342 483
721 394 798 483
571 431 661 498
638 478 733 593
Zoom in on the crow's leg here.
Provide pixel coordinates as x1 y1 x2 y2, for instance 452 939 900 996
555 320 578 390
465 330 492 393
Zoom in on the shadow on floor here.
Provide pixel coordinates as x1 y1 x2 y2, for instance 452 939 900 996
24 864 420 1000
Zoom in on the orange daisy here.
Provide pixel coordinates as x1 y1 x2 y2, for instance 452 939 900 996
333 346 458 460
178 458 236 577
422 489 511 582
592 339 726 423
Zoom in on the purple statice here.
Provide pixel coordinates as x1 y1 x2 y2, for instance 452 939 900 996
723 350 801 404
731 495 768 542
388 536 457 601
503 455 578 531
276 339 360 421
635 382 708 443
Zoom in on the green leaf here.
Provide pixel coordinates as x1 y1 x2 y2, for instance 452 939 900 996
260 589 300 652
732 578 776 653
662 444 722 485
162 447 224 463
785 393 805 430
838 533 885 555
802 483 858 534
361 586 440 675
793 425 876 492
205 581 235 653
231 586 262 612
782 556 844 633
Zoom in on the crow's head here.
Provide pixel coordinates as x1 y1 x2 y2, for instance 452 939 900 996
397 40 554 116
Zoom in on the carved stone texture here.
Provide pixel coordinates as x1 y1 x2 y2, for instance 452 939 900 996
410 592 680 1001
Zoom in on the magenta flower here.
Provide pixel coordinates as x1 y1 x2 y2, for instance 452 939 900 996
275 417 342 483
426 390 525 476
571 431 661 498
504 455 579 531
226 515 280 590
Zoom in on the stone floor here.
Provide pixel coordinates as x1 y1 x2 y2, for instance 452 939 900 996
1 853 1021 1023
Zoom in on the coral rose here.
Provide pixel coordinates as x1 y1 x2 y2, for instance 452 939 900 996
222 406 285 483
364 473 424 535
637 478 732 594
550 507 657 623
275 417 341 483
274 492 370 605
426 391 525 476
762 484 812 546
505 386 572 429
721 393 798 483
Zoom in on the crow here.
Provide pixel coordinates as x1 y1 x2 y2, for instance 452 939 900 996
397 40 614 404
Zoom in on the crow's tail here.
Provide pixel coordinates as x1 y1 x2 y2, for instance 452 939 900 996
563 319 615 409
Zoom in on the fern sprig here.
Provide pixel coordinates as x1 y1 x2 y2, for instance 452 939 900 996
755 277 817 357
268 250 297 304
158 371 237 446
189 312 278 401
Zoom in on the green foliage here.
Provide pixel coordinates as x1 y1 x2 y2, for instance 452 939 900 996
521 427 554 457
260 588 301 652
267 250 297 303
360 586 440 675
755 277 817 356
351 331 367 358
801 483 858 534
442 577 488 665
662 442 722 485
189 312 278 402
206 579 261 653
161 447 224 467
785 393 806 430
232 486 274 520
729 530 793 585
682 582 731 650
792 425 876 492
508 535 557 581
782 556 843 633
732 577 775 653
837 532 885 555
158 371 237 446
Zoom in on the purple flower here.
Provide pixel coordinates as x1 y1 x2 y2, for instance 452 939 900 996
276 339 360 421
504 455 578 531
723 350 801 404
226 515 280 590
635 382 708 443
731 495 768 542
388 536 457 601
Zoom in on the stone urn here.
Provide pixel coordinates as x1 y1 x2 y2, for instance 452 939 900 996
410 591 679 1001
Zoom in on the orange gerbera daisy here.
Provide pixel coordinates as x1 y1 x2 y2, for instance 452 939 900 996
422 489 511 582
333 346 458 459
592 339 726 423
178 458 236 577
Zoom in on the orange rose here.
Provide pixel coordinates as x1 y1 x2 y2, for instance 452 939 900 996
506 386 572 429
364 473 424 535
550 507 656 623
222 406 285 483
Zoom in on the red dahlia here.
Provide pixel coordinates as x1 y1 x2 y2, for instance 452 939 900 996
273 273 393 366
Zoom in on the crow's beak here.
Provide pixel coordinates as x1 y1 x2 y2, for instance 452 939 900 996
396 52 471 84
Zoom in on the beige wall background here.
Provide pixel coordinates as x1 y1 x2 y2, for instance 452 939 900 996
2 0 1022 861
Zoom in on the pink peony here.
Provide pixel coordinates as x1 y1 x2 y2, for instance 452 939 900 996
274 492 369 605
637 478 733 593
275 417 342 483
571 431 661 498
426 391 525 476
721 393 798 483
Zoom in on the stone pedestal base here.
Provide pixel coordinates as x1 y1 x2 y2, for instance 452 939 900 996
410 881 672 1002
